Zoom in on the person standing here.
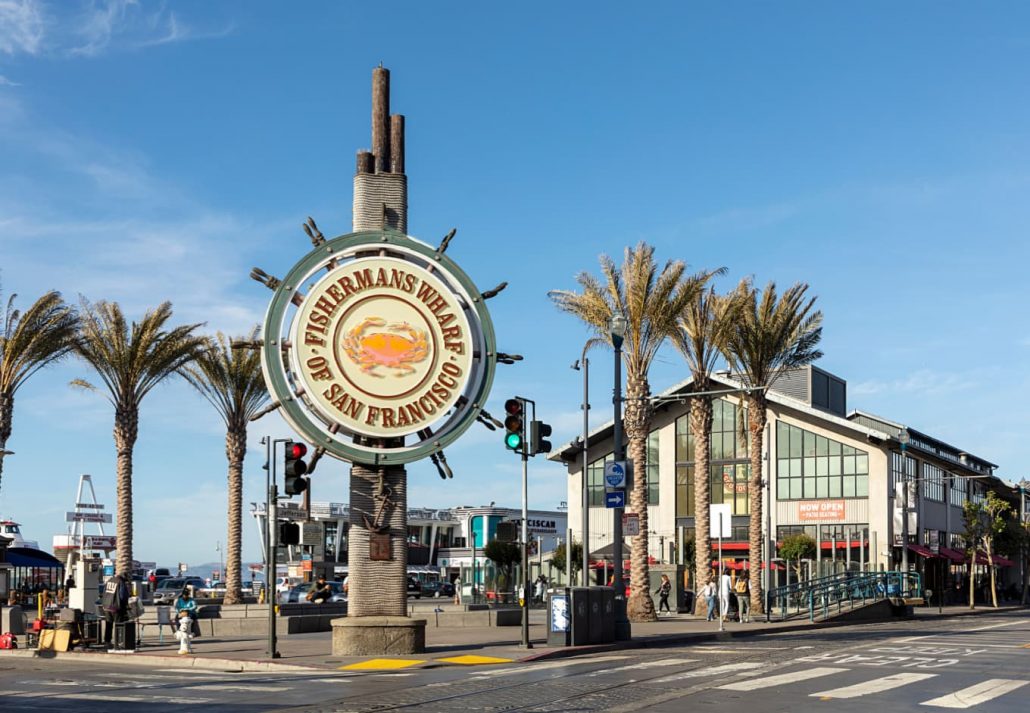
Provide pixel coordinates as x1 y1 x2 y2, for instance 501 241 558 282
656 574 672 615
735 575 750 622
700 579 717 621
101 573 129 648
453 577 462 606
719 569 733 622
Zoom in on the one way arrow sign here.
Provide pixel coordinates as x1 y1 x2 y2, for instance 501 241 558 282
605 490 625 508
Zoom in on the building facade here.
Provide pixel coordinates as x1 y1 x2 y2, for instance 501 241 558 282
553 365 1018 598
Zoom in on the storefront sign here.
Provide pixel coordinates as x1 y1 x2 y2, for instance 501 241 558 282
798 500 846 521
65 512 112 523
507 518 559 534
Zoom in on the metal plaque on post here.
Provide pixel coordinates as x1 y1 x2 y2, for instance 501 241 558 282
369 532 391 561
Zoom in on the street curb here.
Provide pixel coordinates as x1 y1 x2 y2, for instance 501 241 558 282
515 605 1028 663
0 649 322 673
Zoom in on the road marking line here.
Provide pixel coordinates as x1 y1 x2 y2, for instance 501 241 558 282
190 684 290 692
472 655 629 677
966 621 1024 631
53 694 216 703
340 658 425 670
921 679 1028 708
718 667 847 691
653 662 768 684
810 672 938 699
586 658 696 676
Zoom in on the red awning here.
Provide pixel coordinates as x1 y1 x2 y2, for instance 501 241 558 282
938 547 967 564
986 553 1016 568
907 543 938 558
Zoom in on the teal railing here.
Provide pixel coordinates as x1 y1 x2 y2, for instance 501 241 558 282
765 570 923 622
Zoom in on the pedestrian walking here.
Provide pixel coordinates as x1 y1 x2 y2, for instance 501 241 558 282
735 575 750 622
700 580 717 621
719 570 732 622
101 573 129 648
453 577 462 606
656 574 672 614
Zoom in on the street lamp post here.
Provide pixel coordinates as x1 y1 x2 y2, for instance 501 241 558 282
573 346 591 587
1020 479 1029 606
898 430 910 574
610 314 631 641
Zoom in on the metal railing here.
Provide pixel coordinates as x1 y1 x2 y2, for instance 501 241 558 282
766 570 923 622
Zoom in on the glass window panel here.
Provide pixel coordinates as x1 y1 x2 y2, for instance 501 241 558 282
843 475 856 498
803 478 816 498
790 459 802 477
829 457 841 476
722 401 735 430
816 435 828 456
777 422 789 457
829 477 842 498
856 475 868 497
804 457 815 477
778 480 789 499
777 459 790 479
816 456 828 476
815 477 827 497
803 431 816 457
843 456 856 475
790 479 802 499
829 440 841 457
856 454 868 474
843 444 855 456
789 427 802 457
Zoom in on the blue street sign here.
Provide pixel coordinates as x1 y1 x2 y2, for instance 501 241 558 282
604 460 627 489
605 490 626 508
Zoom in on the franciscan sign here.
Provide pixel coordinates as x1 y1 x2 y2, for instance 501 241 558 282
261 230 496 465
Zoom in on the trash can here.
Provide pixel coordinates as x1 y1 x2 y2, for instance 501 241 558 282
546 588 571 647
569 587 590 646
593 586 615 643
587 587 603 644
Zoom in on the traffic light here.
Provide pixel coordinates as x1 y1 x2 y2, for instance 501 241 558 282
279 522 300 545
503 398 525 453
284 441 308 495
530 420 553 456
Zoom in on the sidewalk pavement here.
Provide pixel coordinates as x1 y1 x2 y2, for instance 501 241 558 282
3 603 1025 673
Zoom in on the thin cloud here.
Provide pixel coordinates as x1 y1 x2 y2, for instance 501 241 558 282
0 0 44 55
850 369 979 397
0 74 21 86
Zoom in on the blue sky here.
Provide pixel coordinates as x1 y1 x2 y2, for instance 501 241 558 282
2 1 1029 567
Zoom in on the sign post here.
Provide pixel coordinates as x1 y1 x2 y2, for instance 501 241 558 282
710 504 732 631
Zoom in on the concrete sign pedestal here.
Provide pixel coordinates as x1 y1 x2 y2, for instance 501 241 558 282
332 616 427 656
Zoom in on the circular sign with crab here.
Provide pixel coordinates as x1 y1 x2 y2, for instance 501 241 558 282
260 229 497 466
293 256 474 438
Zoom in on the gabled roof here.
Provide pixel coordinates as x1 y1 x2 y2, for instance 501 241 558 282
847 409 997 472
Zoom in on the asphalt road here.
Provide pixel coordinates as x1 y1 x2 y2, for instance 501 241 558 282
0 610 1027 712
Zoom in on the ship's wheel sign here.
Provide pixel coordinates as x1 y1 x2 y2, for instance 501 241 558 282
261 230 496 465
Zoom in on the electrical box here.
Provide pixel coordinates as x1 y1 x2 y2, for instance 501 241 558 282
70 558 101 612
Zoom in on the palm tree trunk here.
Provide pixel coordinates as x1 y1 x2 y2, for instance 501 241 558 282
747 393 767 614
114 405 138 578
349 463 407 617
223 426 246 605
625 374 657 623
0 390 12 496
691 395 713 617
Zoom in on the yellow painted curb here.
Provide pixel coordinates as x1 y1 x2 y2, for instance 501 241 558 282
437 655 515 665
340 658 426 670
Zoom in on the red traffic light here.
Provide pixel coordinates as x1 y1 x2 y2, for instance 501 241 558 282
288 442 307 459
504 398 523 416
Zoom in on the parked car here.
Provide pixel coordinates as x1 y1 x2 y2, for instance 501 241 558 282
275 576 300 595
152 577 207 604
420 580 454 598
283 581 345 603
407 576 422 599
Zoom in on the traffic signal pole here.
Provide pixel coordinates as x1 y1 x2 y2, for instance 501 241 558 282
521 445 531 649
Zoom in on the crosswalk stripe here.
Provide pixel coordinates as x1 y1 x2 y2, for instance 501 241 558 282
811 672 938 699
653 662 767 684
921 679 1028 708
718 667 847 691
586 658 696 676
472 655 629 677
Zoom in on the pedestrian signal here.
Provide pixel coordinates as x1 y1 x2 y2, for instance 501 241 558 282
504 398 525 453
279 522 301 545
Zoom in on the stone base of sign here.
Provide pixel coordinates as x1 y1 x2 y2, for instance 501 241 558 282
331 616 427 655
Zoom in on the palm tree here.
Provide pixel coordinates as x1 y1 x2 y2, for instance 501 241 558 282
671 283 735 616
73 300 206 577
181 328 269 605
722 280 822 614
550 242 713 622
0 291 79 496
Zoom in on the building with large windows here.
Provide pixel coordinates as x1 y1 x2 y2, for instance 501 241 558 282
552 364 1015 597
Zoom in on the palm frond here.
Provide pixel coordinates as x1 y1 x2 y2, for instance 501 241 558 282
180 327 270 429
0 290 79 396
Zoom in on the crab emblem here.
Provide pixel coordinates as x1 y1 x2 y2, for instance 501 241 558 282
342 317 430 377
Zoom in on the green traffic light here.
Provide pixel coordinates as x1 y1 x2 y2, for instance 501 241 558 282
506 432 522 449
